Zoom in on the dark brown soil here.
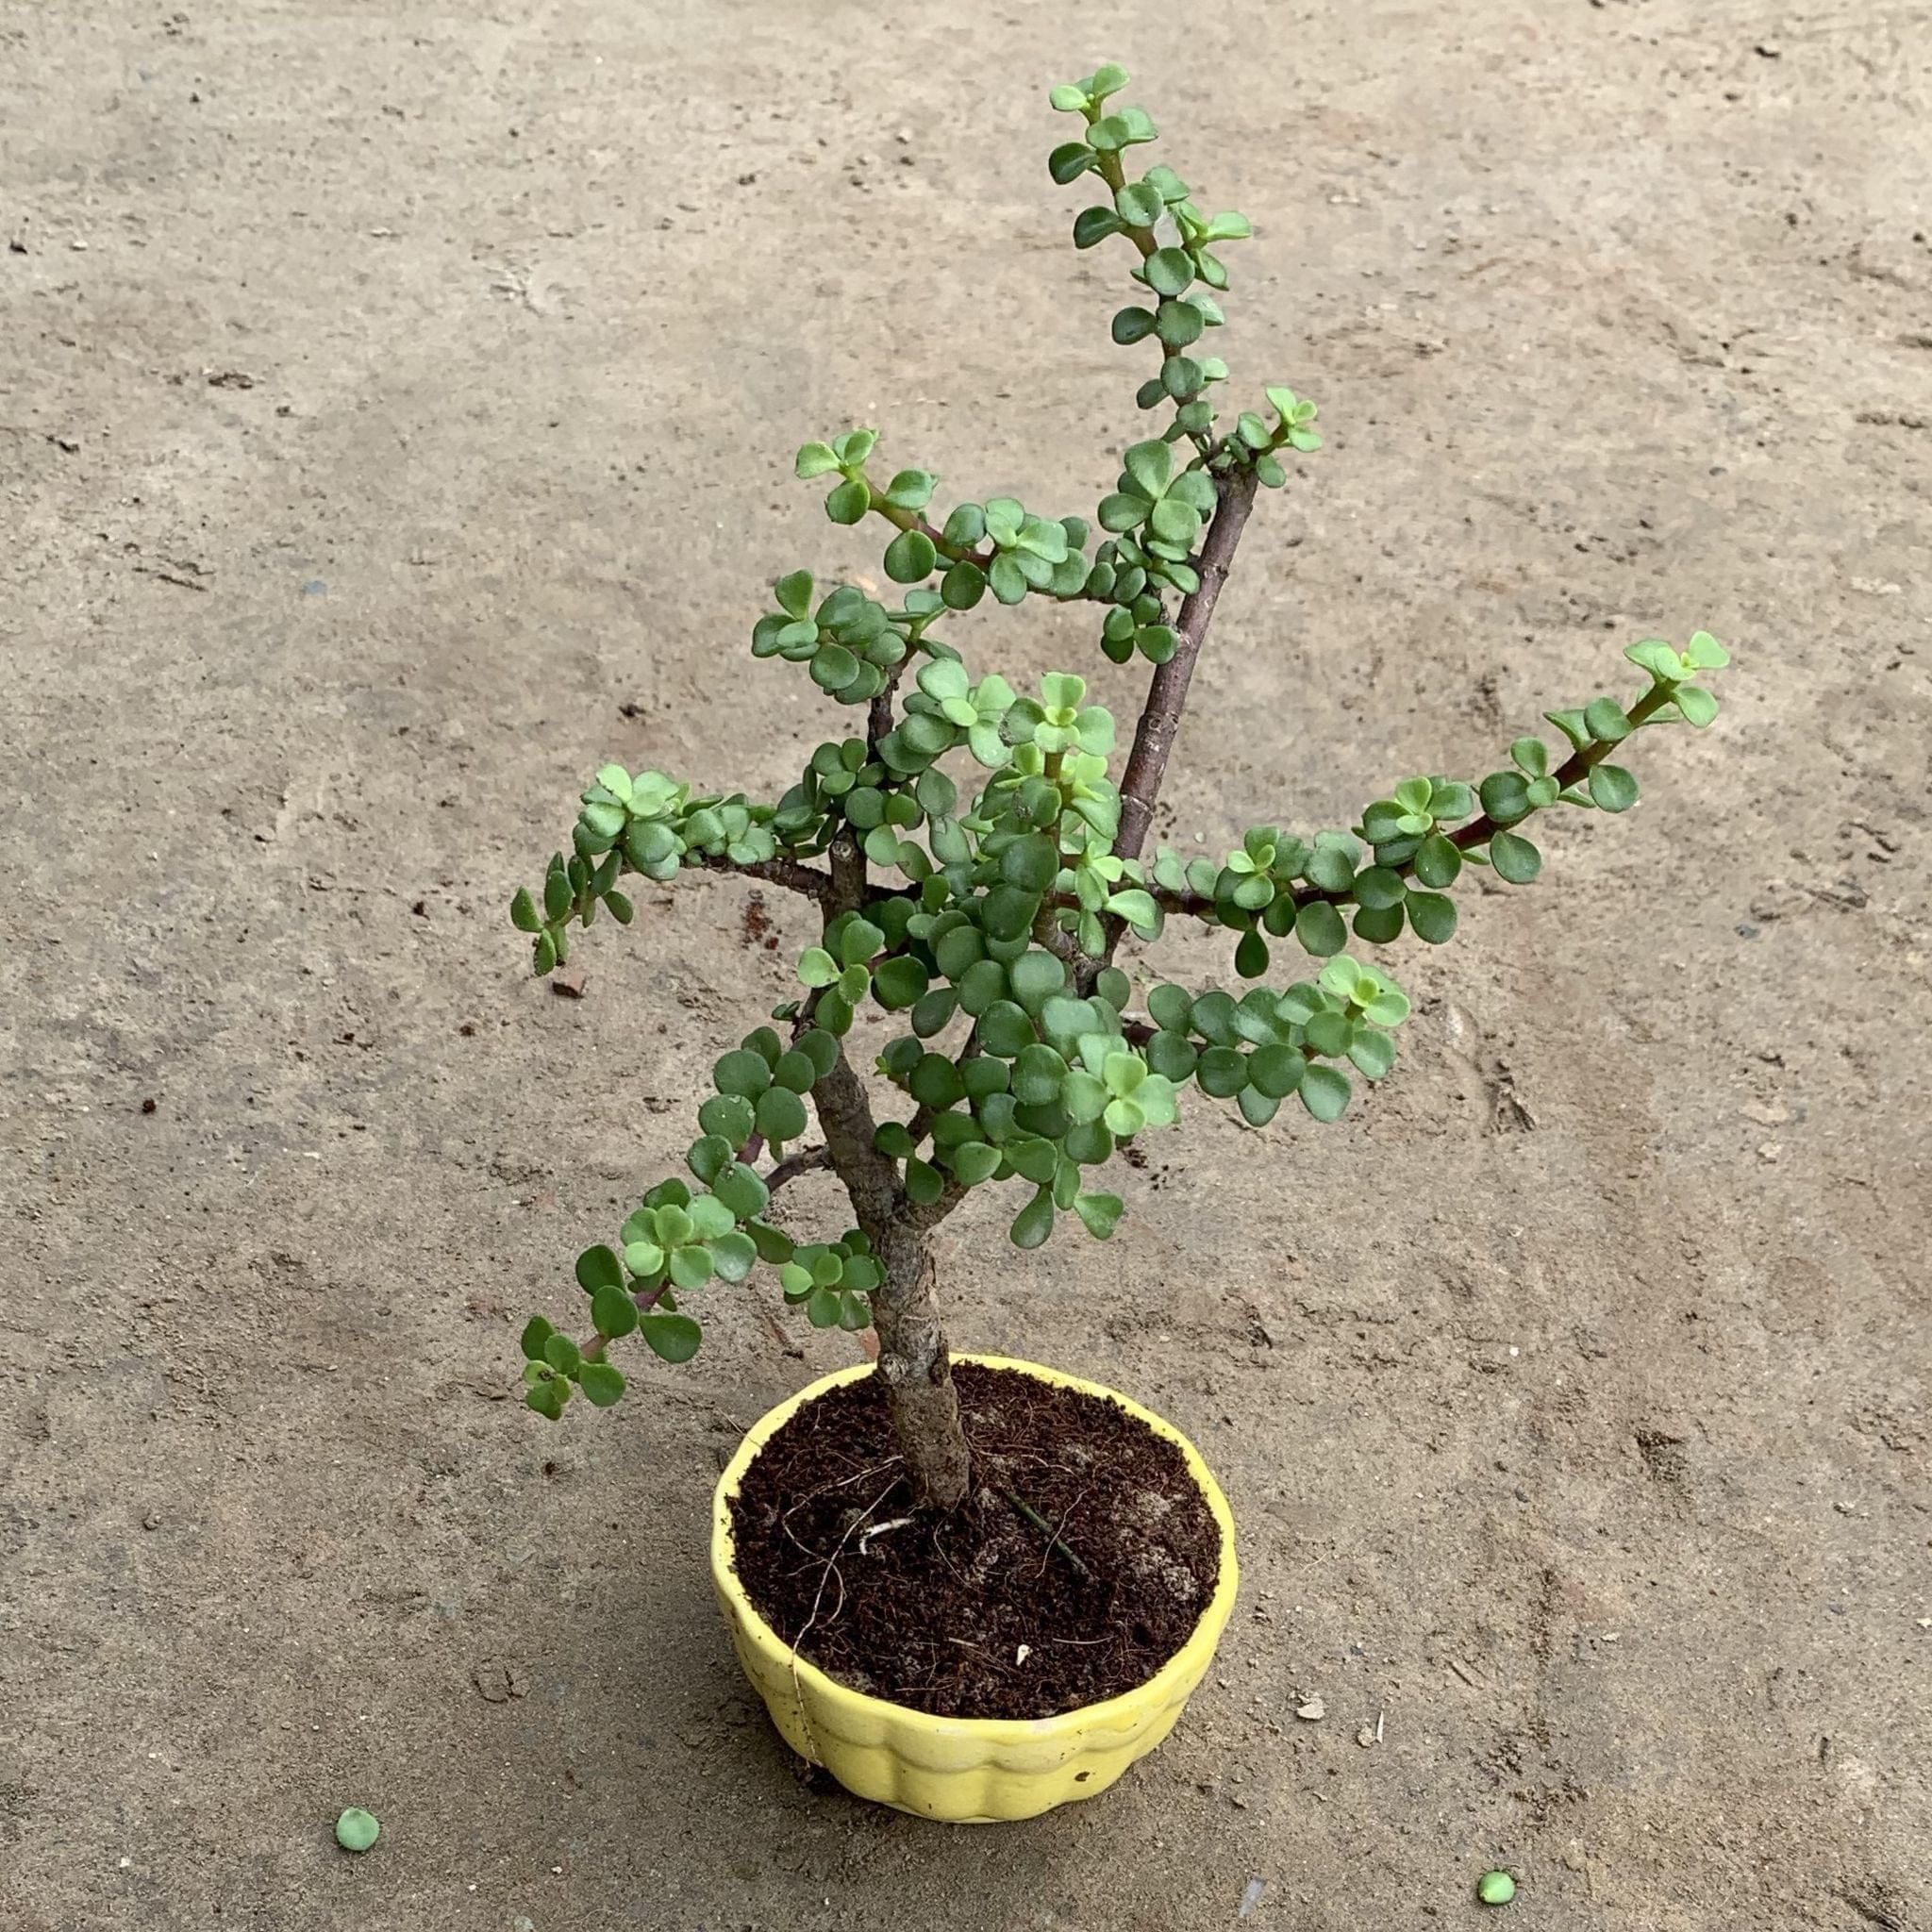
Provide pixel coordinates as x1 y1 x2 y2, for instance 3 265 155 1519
727 1363 1224 1720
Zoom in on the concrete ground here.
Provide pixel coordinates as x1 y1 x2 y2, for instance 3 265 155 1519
3 1 1928 1927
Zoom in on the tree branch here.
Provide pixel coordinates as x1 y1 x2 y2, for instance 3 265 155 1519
765 1143 834 1194
695 852 831 902
1112 467 1259 871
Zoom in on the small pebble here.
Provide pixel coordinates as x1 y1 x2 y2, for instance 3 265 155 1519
335 1808 380 1853
1295 1696 1324 1721
1477 1869 1516 1906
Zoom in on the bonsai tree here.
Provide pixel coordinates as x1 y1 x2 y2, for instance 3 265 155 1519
509 65 1727 1512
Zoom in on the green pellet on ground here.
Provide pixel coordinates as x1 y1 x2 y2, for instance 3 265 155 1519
1477 1869 1516 1906
335 1807 380 1853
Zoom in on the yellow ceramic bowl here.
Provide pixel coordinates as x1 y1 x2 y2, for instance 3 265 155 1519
710 1353 1239 1824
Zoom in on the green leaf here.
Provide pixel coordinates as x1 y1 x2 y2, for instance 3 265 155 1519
519 1316 555 1361
1144 247 1194 296
838 916 885 967
1624 637 1686 680
1074 205 1122 249
577 1359 625 1407
1201 210 1252 242
1009 1187 1056 1250
1488 829 1541 884
1674 684 1719 727
1111 305 1158 345
772 1049 816 1093
976 1000 1037 1058
884 528 938 584
1299 1063 1351 1123
639 1312 702 1364
1155 299 1205 349
988 554 1028 605
1193 1045 1246 1100
908 1053 965 1110
711 1162 768 1223
525 1377 567 1420
1115 181 1164 227
1012 1044 1067 1107
873 956 930 1009
949 1141 1002 1188
1123 440 1171 500
1008 949 1066 1009
1348 1029 1397 1080
794 441 841 479
1048 81 1088 110
1413 834 1463 890
575 1244 624 1294
713 1048 772 1098
1049 140 1094 185
1001 833 1061 895
1295 900 1348 957
941 560 986 609
755 1085 809 1144
797 946 839 988
1235 928 1270 978
824 476 869 525
543 1332 581 1375
1589 763 1639 811
1684 629 1728 669
1405 890 1457 944
1074 1191 1124 1240
1147 983 1192 1032
509 886 541 933
1246 1042 1302 1099
1583 696 1632 743
591 1284 639 1341
1107 888 1160 937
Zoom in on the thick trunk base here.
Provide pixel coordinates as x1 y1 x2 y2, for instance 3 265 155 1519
870 1224 972 1509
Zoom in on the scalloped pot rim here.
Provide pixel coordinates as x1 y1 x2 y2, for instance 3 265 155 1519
709 1352 1240 1823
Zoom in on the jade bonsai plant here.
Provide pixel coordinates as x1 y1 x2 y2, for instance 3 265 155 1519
508 64 1728 1524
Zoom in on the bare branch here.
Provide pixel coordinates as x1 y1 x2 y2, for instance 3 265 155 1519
765 1144 835 1194
695 852 831 902
1113 468 1259 870
1084 468 1259 984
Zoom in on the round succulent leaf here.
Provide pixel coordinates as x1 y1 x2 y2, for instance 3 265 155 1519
1007 949 1067 1011
575 1244 624 1295
1488 829 1541 884
975 1000 1037 1058
873 956 930 1010
1294 900 1348 957
1589 763 1640 812
1247 1043 1305 1099
1144 246 1194 295
772 1049 817 1093
1348 1029 1397 1080
1413 834 1463 890
1298 1063 1352 1123
1011 1043 1068 1107
908 1053 965 1110
1405 890 1457 945
754 1084 809 1144
712 1162 770 1222
1196 1045 1249 1098
883 528 938 584
1009 1187 1057 1250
